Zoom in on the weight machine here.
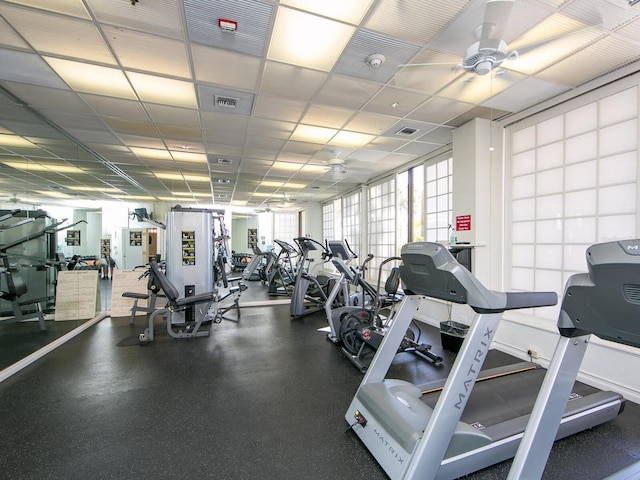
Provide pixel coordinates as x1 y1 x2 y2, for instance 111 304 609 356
138 260 247 343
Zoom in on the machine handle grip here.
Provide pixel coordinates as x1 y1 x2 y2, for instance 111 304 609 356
505 291 558 310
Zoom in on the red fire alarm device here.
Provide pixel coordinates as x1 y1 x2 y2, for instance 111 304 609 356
218 18 237 32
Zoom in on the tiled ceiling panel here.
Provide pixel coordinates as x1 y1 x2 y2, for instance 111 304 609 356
88 0 185 39
333 29 422 83
0 49 68 89
197 85 254 115
1 6 115 64
104 26 192 79
184 0 273 57
0 0 638 209
365 0 470 46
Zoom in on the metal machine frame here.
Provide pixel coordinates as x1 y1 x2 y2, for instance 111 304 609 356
508 239 640 479
345 242 624 479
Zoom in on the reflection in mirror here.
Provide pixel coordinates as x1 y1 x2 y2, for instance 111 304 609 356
0 205 106 373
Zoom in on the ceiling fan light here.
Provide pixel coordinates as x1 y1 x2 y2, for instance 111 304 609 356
475 60 493 75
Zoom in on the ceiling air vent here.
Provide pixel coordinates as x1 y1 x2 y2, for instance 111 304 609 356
396 127 419 136
215 95 238 109
217 158 233 165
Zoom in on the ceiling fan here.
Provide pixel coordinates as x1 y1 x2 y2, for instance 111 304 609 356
399 0 517 78
397 0 604 96
0 193 40 206
325 152 349 177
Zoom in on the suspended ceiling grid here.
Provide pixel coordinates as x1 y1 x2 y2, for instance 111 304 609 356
0 0 638 210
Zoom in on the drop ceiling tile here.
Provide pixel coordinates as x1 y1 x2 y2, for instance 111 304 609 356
0 49 69 89
282 140 323 156
392 50 465 94
537 35 640 86
483 76 569 113
2 5 116 64
334 29 421 83
245 135 286 152
314 74 382 110
197 84 254 115
417 126 455 145
348 149 388 163
407 96 475 125
345 112 401 135
116 134 167 150
396 141 442 156
0 16 30 49
363 86 430 116
4 83 90 113
79 94 149 122
366 136 407 152
561 0 640 31
146 104 200 128
184 0 273 56
437 71 522 106
156 125 203 141
260 62 327 102
365 0 468 46
89 0 184 39
6 0 91 19
248 118 296 140
104 26 191 79
301 105 354 130
252 95 306 123
201 111 250 132
192 44 261 91
507 14 604 76
128 72 197 109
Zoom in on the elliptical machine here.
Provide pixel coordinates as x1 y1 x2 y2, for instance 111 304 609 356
323 240 442 372
289 237 335 318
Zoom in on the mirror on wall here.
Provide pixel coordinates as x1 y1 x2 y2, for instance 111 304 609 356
0 205 105 372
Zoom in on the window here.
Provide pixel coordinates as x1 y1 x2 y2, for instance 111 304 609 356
342 191 361 252
322 202 335 242
368 177 396 278
425 157 453 242
397 164 426 244
273 212 298 244
508 86 638 321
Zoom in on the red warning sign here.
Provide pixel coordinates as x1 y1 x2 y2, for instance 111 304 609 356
456 215 471 231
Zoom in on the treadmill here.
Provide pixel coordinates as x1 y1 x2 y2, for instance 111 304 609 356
508 239 640 479
344 242 625 480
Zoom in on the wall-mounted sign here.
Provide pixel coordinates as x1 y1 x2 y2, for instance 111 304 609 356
66 230 81 246
129 230 142 246
181 230 195 265
456 215 471 231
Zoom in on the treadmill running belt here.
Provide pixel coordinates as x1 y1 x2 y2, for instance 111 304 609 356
421 368 600 428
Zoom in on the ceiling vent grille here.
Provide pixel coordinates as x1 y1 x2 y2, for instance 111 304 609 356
215 95 238 109
396 127 419 136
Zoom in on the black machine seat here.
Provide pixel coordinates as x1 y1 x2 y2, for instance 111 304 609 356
0 256 48 330
148 261 214 311
138 261 217 343
558 239 640 347
399 242 557 313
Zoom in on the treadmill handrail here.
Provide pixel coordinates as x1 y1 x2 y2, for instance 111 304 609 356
400 242 557 313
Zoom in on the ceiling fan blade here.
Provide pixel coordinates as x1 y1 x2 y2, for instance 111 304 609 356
393 63 466 92
397 62 461 68
514 24 603 57
479 0 515 41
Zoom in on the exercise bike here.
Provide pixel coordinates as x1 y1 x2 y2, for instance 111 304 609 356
334 254 443 372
